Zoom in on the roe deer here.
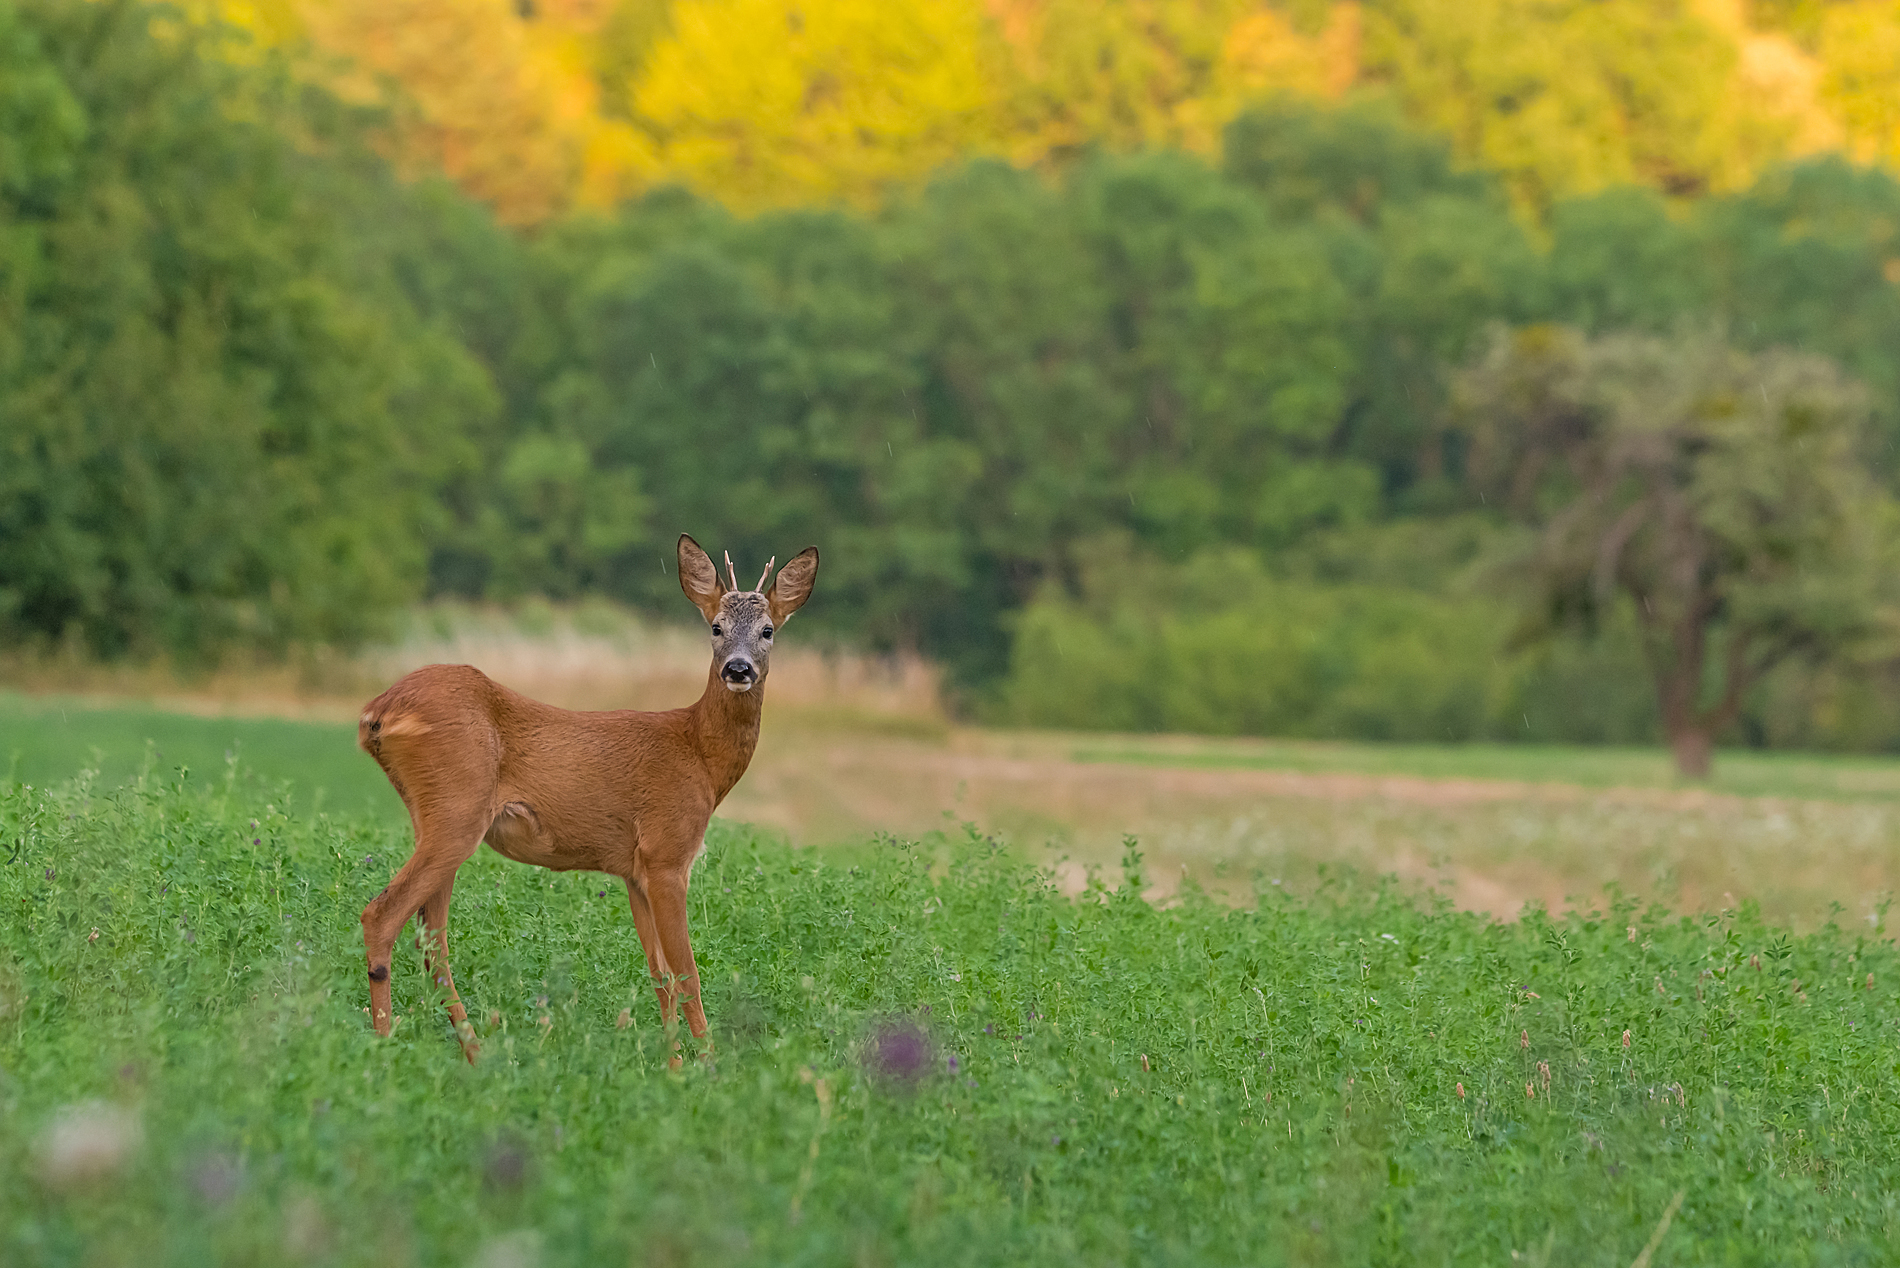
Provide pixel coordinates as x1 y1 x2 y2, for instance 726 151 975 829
355 534 818 1062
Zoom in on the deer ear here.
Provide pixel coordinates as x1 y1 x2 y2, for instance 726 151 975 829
677 534 726 623
767 546 819 624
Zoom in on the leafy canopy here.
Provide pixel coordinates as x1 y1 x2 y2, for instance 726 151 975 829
0 0 493 659
202 0 1880 221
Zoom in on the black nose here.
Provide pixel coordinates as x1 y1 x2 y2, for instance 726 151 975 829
722 658 756 683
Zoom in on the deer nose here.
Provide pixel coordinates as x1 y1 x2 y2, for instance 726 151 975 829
721 658 756 684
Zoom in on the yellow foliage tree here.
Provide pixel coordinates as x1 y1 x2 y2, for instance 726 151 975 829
624 0 1005 209
194 0 644 223
195 0 307 46
1358 0 1831 212
1819 1 1900 166
294 0 594 224
984 0 1358 157
1223 3 1360 104
184 0 1899 222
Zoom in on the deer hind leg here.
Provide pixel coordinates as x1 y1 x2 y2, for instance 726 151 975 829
417 875 479 1062
362 803 487 1037
646 869 711 1060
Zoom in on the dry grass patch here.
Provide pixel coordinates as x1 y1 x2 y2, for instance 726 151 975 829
0 600 944 733
726 728 1900 928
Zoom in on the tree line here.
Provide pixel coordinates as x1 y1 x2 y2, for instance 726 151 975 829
210 0 1900 224
7 0 1900 768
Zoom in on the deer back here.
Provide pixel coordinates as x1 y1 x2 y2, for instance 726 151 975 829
358 663 752 876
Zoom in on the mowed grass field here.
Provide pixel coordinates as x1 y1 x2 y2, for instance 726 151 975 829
8 766 1900 1265
0 694 401 821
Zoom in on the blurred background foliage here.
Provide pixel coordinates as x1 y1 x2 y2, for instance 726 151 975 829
9 0 1900 753
179 0 1900 222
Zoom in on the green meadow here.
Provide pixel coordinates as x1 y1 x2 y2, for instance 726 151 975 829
5 743 1900 1263
0 695 393 821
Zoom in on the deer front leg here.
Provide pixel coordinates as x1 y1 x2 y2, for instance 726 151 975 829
624 878 676 1039
417 876 479 1063
646 869 711 1062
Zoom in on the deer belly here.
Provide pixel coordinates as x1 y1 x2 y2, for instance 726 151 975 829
484 802 568 869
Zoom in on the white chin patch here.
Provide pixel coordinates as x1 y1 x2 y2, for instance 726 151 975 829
724 679 755 693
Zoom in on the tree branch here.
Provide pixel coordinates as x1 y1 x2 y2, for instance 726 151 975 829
1703 630 1810 733
1593 494 1652 608
1703 627 1754 733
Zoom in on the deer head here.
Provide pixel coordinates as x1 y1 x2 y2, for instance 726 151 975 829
677 535 820 692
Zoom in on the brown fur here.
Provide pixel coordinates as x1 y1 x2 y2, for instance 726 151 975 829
355 535 818 1063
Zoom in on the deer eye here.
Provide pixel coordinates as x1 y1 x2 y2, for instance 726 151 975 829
762 627 774 640
710 624 722 637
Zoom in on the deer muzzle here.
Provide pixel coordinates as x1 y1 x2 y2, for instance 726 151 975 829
720 657 758 690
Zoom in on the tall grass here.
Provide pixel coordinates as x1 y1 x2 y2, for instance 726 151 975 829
4 764 1900 1263
0 599 944 729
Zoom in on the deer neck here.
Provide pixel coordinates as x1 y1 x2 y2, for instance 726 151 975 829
688 661 765 801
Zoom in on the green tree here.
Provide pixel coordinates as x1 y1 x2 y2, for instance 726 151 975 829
1074 149 1360 550
994 534 1513 739
1222 101 1540 501
0 0 487 660
1545 161 1900 446
1458 325 1896 777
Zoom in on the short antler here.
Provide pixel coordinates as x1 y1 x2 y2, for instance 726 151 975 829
724 551 738 593
755 557 775 592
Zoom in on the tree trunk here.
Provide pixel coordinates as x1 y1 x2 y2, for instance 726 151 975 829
1669 725 1714 780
